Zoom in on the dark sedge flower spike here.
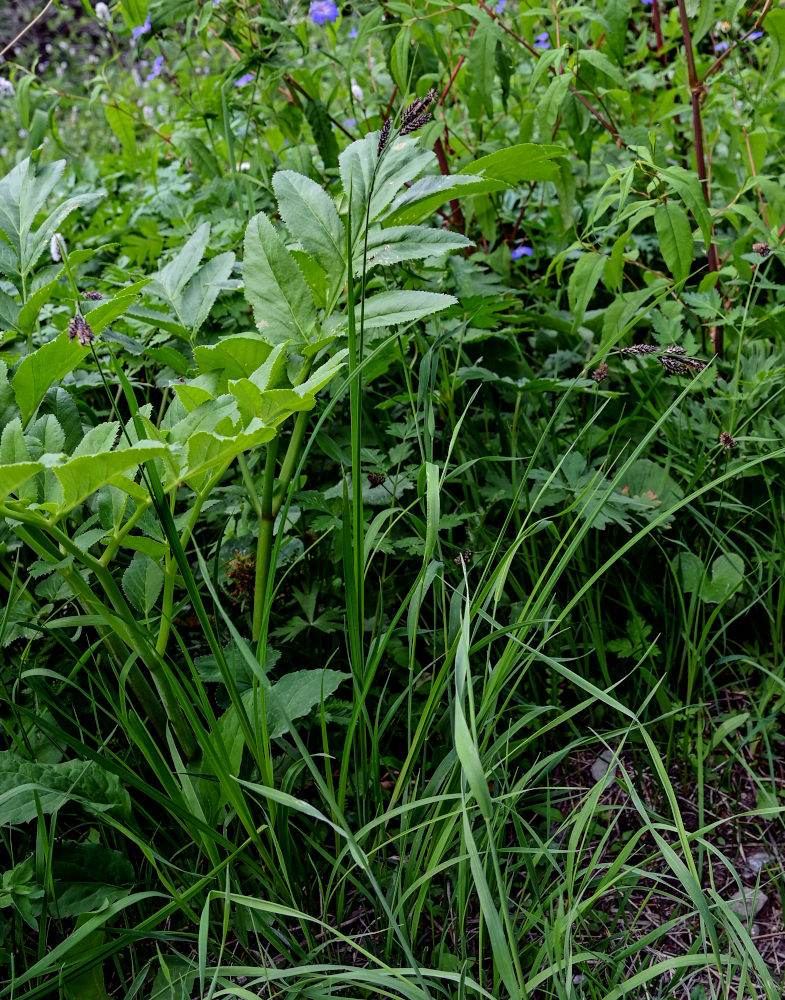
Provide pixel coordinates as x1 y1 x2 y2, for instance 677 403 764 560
377 117 392 156
591 362 609 383
621 344 659 356
719 431 738 450
82 290 103 300
68 314 95 347
752 242 771 257
367 472 387 487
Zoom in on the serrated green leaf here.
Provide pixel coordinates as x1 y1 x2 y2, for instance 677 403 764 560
54 441 167 512
12 332 90 426
243 211 317 347
359 290 457 329
359 226 472 272
122 551 165 615
273 170 345 289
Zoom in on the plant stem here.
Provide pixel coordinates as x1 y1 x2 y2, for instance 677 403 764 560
253 437 279 642
676 0 721 354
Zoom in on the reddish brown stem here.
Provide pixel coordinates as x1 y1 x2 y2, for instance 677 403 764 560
676 0 722 355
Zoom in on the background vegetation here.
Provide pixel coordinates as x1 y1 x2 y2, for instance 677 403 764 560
1 0 784 997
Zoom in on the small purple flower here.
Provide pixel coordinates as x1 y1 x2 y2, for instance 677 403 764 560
344 118 356 127
234 73 255 87
641 0 653 5
534 31 550 50
748 30 763 40
146 55 164 80
310 1 338 25
348 26 358 38
495 0 506 11
132 12 151 39
714 40 730 52
511 244 534 260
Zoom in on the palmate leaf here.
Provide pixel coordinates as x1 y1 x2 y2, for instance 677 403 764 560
243 211 318 346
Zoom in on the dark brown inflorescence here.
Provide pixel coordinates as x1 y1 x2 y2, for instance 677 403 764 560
454 549 473 566
367 472 387 487
752 242 771 257
591 362 610 383
719 431 738 450
67 314 95 347
82 290 103 300
621 344 659 356
377 117 392 156
378 88 439 156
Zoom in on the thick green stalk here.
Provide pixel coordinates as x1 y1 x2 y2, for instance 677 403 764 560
252 437 279 642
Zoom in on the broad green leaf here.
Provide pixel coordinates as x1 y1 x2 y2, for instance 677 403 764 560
603 0 631 66
659 164 712 251
0 288 20 332
243 211 317 346
0 158 64 259
767 9 785 84
358 226 473 272
229 383 314 427
171 133 221 178
0 461 42 502
71 421 119 459
122 551 165 615
194 336 275 382
104 103 136 170
304 99 339 170
12 332 90 426
178 250 235 334
468 10 498 114
273 170 346 289
0 751 131 826
218 668 349 773
390 25 412 93
568 252 607 331
0 417 31 464
167 396 238 446
265 668 349 739
39 387 81 452
466 143 568 184
17 275 62 334
360 290 457 329
151 222 210 305
537 73 572 136
701 553 745 604
654 202 693 283
54 441 168 512
54 841 135 918
83 279 150 335
181 421 277 491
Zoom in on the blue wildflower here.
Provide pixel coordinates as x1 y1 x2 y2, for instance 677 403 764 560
344 118 356 127
146 55 164 80
495 0 506 11
641 0 652 5
511 244 534 260
132 13 151 39
310 1 338 24
534 32 550 50
235 73 255 87
714 40 730 52
349 26 358 38
748 31 763 40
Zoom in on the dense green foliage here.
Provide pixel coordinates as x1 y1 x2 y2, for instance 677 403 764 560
1 0 784 997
